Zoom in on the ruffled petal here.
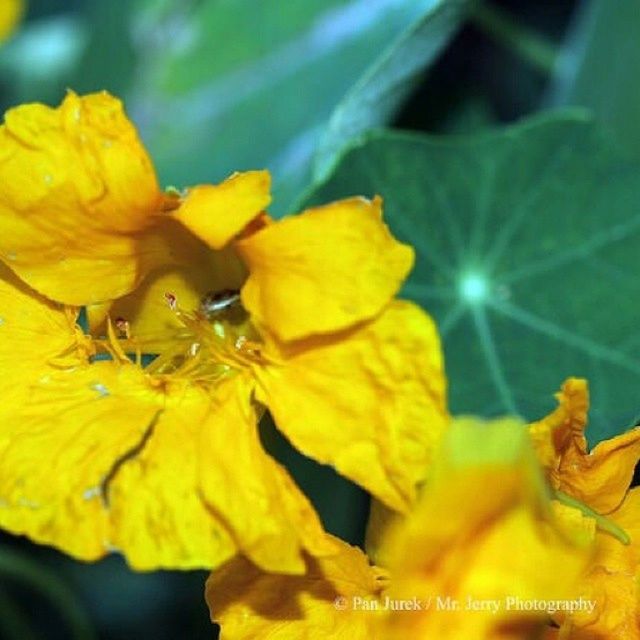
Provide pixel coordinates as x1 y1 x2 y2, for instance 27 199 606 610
0 355 243 568
381 418 594 640
255 300 448 513
0 346 330 570
193 374 336 574
0 262 85 400
0 91 164 304
530 378 640 514
206 537 387 640
0 362 173 562
237 196 414 341
173 171 271 249
554 488 640 639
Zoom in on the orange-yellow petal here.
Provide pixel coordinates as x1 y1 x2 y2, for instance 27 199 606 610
0 362 239 569
255 300 448 513
196 373 335 574
530 378 640 514
0 91 164 304
381 418 594 640
529 377 589 469
0 0 23 42
554 488 640 639
236 196 414 341
0 262 85 401
173 170 271 249
206 536 387 640
0 267 330 571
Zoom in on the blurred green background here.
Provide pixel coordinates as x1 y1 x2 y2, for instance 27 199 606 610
1 0 640 638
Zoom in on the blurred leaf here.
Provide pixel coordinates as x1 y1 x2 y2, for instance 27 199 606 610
313 0 473 181
0 15 87 106
304 112 640 444
0 587 38 640
0 546 96 640
547 0 640 157
70 0 136 96
130 0 469 213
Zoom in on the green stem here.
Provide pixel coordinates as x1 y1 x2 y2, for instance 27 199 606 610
470 3 559 76
555 490 631 545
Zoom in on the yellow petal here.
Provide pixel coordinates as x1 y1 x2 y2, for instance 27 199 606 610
173 170 271 249
365 498 405 568
0 362 170 562
87 219 247 352
528 377 589 469
236 196 414 341
530 378 640 514
554 488 640 640
255 300 448 513
206 536 387 640
195 374 336 574
0 360 245 568
0 0 23 42
0 262 85 400
0 91 164 304
381 418 594 640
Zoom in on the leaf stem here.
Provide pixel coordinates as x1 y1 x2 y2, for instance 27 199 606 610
470 3 558 76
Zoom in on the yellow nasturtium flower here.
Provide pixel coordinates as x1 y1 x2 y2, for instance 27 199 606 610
0 92 448 572
206 419 595 639
530 378 640 639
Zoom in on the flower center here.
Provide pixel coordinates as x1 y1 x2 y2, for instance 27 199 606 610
139 291 265 384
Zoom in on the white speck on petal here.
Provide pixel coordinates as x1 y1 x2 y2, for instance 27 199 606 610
43 174 53 185
6 252 16 261
102 139 113 148
0 317 4 327
91 382 110 397
83 486 101 501
18 497 40 509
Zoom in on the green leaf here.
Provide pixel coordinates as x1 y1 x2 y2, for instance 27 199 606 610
313 0 473 181
131 0 468 213
304 112 640 443
547 0 640 157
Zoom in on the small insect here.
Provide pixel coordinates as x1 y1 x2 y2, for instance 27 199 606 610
199 288 241 318
114 316 130 339
164 292 177 310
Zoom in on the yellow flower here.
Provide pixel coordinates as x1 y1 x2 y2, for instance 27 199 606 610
206 418 594 639
0 0 23 42
0 91 271 305
529 379 640 639
0 92 448 571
